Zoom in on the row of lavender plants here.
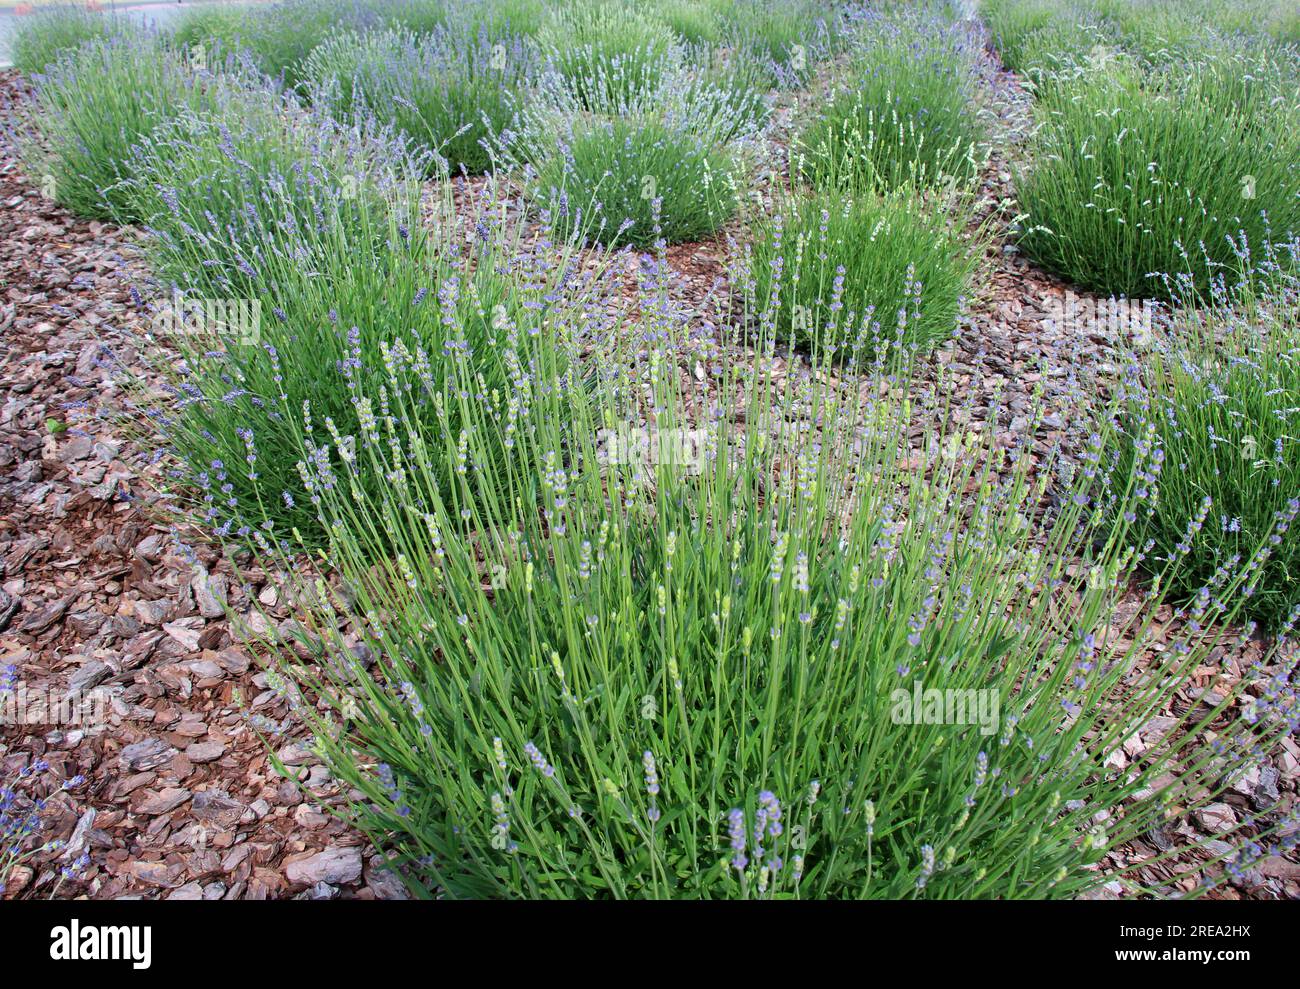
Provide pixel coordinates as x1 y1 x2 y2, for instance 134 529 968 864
5 1 1298 898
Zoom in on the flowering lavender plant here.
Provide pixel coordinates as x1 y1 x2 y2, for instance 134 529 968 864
722 0 848 90
9 4 135 76
20 36 218 221
235 0 388 90
304 25 537 176
502 56 764 248
237 242 1298 899
744 186 981 359
1117 241 1300 628
1 760 88 899
122 75 618 545
536 2 676 110
448 0 548 40
795 6 986 195
1017 50 1300 302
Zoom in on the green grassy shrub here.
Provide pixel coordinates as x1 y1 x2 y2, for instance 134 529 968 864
747 188 978 359
505 55 762 247
724 0 843 87
166 3 247 61
992 15 1116 86
451 0 548 39
1118 244 1300 629
373 0 449 35
303 27 536 176
533 115 741 248
796 10 984 194
238 0 379 89
536 2 677 109
20 36 214 221
650 0 727 44
238 264 1296 899
10 4 130 75
1017 57 1300 301
985 0 1300 75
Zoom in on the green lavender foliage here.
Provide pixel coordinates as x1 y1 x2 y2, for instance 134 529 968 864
505 62 761 248
241 260 1296 899
303 27 535 176
536 2 677 109
746 188 979 358
1016 55 1300 302
1118 246 1300 628
120 75 618 547
796 9 985 195
10 4 131 75
20 37 215 221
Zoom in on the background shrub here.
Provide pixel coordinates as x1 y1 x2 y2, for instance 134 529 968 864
10 4 130 75
1118 245 1300 629
724 0 843 88
1017 57 1300 301
796 10 984 195
506 58 762 248
747 187 978 359
20 37 214 221
451 0 549 40
373 0 450 35
651 0 727 44
238 0 381 89
533 115 741 248
167 3 247 60
304 27 536 176
536 2 676 109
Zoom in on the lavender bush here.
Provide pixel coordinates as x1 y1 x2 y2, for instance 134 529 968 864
1118 242 1300 628
303 26 537 176
236 0 386 90
20 36 216 221
450 0 548 40
503 62 762 247
536 2 676 110
796 7 985 195
723 0 847 89
235 254 1299 899
744 186 980 358
122 79 617 546
10 4 134 76
1017 53 1300 302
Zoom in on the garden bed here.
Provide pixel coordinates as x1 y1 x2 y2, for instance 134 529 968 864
2 0 1298 901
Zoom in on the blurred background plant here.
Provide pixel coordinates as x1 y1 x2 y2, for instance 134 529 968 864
796 6 986 196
